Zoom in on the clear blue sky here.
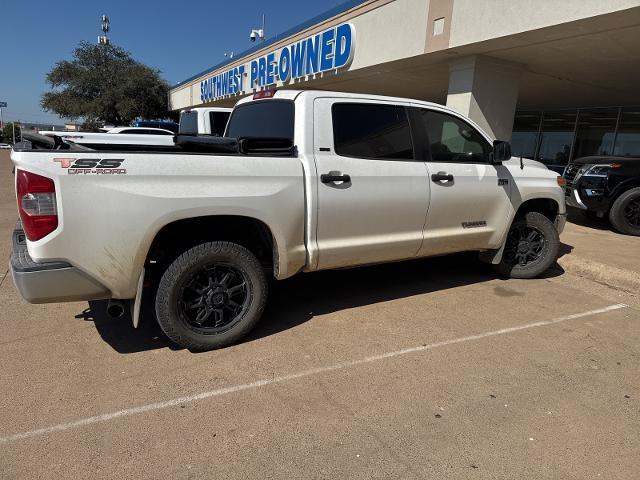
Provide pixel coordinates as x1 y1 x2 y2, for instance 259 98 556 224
0 0 348 124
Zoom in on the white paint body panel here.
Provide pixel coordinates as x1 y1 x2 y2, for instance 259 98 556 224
313 96 430 269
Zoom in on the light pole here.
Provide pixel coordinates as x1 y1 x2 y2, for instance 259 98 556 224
0 101 6 131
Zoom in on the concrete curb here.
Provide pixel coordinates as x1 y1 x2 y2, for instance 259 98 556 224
558 254 640 294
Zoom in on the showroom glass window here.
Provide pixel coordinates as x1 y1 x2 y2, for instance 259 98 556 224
414 109 490 162
614 107 640 156
332 103 413 159
573 107 618 158
511 111 541 159
537 110 577 172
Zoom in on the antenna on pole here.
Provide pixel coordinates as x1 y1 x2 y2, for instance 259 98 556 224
98 14 110 45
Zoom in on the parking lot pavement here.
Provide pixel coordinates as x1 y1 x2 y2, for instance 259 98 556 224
1 150 639 479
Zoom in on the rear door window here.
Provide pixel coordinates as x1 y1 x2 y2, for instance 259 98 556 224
331 103 413 160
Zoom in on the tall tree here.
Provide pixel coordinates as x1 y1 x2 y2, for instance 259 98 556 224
41 42 171 125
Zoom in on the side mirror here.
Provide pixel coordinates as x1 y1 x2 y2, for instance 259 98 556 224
492 140 511 164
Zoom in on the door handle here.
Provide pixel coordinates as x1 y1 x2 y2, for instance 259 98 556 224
321 173 351 183
431 172 454 182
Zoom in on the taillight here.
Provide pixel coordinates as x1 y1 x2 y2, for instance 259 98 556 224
16 170 58 241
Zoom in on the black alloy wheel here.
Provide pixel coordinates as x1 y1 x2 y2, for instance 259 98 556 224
155 241 268 351
494 211 559 279
623 197 640 229
503 225 545 267
178 264 250 333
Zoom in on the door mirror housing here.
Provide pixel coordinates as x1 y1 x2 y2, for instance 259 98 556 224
492 140 511 164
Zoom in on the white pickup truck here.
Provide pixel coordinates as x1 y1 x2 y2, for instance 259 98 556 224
179 107 232 136
10 90 566 350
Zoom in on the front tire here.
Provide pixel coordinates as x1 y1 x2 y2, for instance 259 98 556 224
494 211 560 279
155 241 268 351
609 187 640 236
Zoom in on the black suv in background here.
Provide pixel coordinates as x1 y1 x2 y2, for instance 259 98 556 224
564 156 640 236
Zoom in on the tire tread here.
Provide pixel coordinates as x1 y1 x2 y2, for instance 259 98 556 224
609 187 640 236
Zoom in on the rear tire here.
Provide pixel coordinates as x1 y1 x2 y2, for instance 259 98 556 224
155 241 268 351
609 187 640 236
494 211 559 279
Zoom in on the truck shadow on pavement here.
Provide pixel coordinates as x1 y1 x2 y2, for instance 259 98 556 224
75 251 569 354
566 206 611 231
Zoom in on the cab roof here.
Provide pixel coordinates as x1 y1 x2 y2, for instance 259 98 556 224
235 89 454 112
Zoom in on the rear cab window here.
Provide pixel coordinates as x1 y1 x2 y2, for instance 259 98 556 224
209 112 231 137
225 101 294 141
331 103 413 160
179 111 199 135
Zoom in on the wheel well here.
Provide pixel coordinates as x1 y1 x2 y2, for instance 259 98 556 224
146 216 276 275
515 198 559 222
610 180 640 208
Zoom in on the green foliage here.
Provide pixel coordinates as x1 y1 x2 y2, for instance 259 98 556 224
41 42 171 125
1 122 20 144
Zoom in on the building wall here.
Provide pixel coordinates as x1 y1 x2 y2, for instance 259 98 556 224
349 0 429 69
449 0 640 47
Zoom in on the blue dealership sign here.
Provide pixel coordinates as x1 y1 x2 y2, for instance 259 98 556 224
0 102 7 108
200 22 355 102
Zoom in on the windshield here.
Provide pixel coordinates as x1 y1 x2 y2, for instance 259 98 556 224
225 101 294 140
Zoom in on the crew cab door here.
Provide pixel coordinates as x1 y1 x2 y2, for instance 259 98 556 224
410 107 514 255
313 98 430 270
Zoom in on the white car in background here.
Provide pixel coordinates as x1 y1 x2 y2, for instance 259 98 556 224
38 127 176 149
0 143 11 149
106 127 175 135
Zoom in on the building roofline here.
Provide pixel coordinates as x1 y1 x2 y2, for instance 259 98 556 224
170 0 369 90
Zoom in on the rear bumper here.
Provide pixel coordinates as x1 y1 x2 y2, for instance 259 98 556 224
10 225 110 304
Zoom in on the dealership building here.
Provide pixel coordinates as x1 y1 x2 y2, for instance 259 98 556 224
169 0 640 170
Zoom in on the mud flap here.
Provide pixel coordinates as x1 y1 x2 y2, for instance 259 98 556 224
132 268 145 328
479 242 506 265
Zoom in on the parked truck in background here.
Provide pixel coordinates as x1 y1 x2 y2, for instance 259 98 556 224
178 107 232 136
10 90 566 350
564 155 640 236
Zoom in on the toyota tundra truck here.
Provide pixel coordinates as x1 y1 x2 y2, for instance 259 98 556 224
10 90 567 350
